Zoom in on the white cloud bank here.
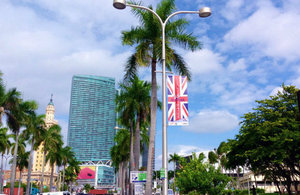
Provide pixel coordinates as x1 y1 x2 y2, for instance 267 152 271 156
185 49 224 75
155 145 210 170
222 1 300 61
183 110 239 133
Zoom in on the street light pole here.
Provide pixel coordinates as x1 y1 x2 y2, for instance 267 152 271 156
113 1 211 194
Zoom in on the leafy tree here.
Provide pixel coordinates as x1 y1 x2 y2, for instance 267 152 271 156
226 85 300 195
83 184 93 193
121 0 202 192
176 153 230 194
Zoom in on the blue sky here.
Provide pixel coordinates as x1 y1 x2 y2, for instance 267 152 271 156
1 0 300 170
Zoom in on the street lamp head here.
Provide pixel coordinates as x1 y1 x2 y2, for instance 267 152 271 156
199 7 211 17
113 0 126 9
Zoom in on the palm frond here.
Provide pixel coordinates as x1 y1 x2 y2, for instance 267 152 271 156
122 26 147 46
136 42 151 66
169 32 202 51
172 51 192 81
165 18 188 34
124 54 138 82
156 0 176 21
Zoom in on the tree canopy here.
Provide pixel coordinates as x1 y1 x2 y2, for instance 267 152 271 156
226 85 300 194
176 153 230 194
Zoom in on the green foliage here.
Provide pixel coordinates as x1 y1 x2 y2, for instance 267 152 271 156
226 85 300 193
5 182 27 191
176 153 230 194
110 128 130 170
223 188 266 195
83 184 93 193
43 185 50 192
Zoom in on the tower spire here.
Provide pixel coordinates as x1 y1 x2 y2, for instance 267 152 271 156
48 93 54 105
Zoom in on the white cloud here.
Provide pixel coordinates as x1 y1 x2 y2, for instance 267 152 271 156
222 1 300 61
183 110 239 133
185 49 224 75
221 0 244 21
228 58 247 72
155 145 210 170
270 86 283 96
292 77 300 88
0 0 132 116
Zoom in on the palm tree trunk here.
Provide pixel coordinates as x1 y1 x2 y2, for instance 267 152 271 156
70 176 73 193
49 165 54 192
40 145 47 193
118 162 123 195
123 161 128 195
145 60 158 195
62 165 66 191
62 166 65 191
56 169 60 192
0 154 4 193
134 116 141 171
26 139 34 195
10 131 19 195
173 161 176 192
18 170 22 195
130 121 134 195
236 167 240 189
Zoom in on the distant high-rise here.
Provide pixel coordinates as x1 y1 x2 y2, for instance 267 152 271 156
68 75 116 188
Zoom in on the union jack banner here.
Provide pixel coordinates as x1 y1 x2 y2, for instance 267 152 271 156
167 75 189 126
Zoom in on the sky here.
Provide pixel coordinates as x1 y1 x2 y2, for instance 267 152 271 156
1 0 300 170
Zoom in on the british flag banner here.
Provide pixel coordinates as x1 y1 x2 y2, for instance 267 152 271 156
167 75 189 126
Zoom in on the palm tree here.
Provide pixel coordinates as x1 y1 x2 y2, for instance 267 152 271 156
0 76 21 126
15 151 29 195
23 112 46 195
65 158 80 193
8 100 37 195
10 133 27 195
208 150 218 165
0 127 11 193
60 146 75 190
122 0 201 192
40 124 62 193
169 153 180 191
115 83 137 195
116 83 136 169
46 142 63 192
216 141 230 173
110 128 130 195
133 77 151 171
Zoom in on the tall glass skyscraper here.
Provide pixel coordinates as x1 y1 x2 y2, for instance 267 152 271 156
68 75 116 188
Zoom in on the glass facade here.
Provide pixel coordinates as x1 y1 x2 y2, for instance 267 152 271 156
97 166 115 187
68 75 116 162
